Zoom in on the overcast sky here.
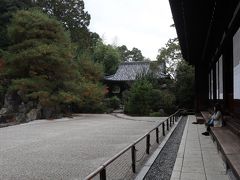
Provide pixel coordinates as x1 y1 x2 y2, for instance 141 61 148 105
84 0 177 60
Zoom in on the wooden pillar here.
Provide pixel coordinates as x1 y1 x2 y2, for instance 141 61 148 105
195 61 209 112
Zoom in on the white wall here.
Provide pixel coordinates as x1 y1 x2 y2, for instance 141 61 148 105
233 27 240 99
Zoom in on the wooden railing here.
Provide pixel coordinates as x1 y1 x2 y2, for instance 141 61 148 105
84 109 184 180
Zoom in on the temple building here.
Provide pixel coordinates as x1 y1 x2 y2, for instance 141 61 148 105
169 0 240 178
104 61 168 96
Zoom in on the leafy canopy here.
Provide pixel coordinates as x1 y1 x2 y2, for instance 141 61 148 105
117 45 145 62
36 0 100 52
130 47 144 61
157 38 182 78
36 0 90 30
175 60 195 108
93 42 120 75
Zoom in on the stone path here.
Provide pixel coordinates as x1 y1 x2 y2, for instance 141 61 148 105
170 115 229 180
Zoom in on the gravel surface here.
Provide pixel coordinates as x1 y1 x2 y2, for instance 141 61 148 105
144 116 187 180
0 114 166 180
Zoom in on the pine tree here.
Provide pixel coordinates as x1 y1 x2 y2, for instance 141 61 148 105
4 10 79 108
0 0 33 49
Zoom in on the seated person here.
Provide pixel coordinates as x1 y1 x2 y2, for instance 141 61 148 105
202 103 223 136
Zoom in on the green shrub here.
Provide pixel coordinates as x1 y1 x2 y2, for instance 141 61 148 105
149 111 166 117
160 90 176 114
104 96 121 110
124 79 153 116
148 89 163 112
121 90 129 104
125 78 176 116
77 82 105 113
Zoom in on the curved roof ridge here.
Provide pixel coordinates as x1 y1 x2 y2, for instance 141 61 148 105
104 61 166 81
121 61 151 65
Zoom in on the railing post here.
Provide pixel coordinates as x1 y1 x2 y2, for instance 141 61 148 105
146 134 150 154
167 119 169 131
170 116 172 127
100 168 106 180
156 128 159 144
162 122 165 136
173 115 175 124
131 146 136 173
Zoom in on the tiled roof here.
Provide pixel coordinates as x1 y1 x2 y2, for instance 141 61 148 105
104 61 167 81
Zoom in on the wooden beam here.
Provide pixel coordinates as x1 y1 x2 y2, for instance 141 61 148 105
212 1 240 62
200 0 217 62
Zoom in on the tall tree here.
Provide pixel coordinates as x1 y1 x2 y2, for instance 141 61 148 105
36 0 90 30
157 38 182 78
117 45 131 62
74 29 101 55
129 47 144 61
3 10 78 108
175 60 195 108
93 42 120 75
36 0 98 51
